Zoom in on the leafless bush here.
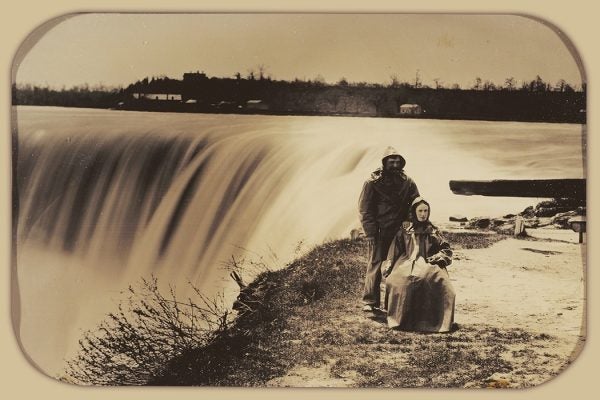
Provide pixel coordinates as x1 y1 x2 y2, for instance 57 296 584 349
221 245 279 284
62 276 231 386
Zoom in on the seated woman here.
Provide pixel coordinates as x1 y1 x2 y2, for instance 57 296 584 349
382 197 455 332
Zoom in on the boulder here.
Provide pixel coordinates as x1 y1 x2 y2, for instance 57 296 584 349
519 206 535 218
491 218 508 227
552 211 578 229
449 215 468 222
535 207 567 217
467 217 491 229
536 198 583 209
523 217 540 228
534 198 584 217
464 196 585 233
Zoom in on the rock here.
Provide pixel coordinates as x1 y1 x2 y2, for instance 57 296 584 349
467 200 585 233
523 217 540 228
468 217 491 229
552 211 578 229
520 206 535 218
449 215 468 222
535 207 562 217
534 198 584 217
536 198 584 209
491 218 508 227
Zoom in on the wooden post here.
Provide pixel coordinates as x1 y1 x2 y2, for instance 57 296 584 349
568 216 586 244
514 216 525 236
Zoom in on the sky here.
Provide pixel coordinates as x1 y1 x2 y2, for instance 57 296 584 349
14 13 584 90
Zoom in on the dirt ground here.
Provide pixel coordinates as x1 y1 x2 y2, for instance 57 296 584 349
454 229 585 340
266 228 586 388
451 228 586 387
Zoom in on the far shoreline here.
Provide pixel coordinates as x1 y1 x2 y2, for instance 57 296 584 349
13 103 586 125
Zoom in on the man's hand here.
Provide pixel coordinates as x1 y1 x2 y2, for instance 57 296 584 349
365 237 375 246
402 221 412 230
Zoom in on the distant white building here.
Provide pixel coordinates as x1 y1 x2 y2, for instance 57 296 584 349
399 103 422 115
133 93 182 101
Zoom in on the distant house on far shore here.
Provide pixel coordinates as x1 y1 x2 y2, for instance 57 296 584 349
133 93 182 101
246 99 269 111
399 103 422 115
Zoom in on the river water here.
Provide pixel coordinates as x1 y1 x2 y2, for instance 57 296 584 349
12 106 585 376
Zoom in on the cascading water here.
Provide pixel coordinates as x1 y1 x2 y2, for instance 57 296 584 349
12 106 584 376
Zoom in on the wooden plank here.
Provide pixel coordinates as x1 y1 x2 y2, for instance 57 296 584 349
449 179 586 200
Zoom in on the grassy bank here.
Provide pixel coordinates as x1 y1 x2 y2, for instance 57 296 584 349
66 230 577 387
148 231 566 387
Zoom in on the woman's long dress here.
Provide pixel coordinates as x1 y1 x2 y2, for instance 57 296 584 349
383 225 455 332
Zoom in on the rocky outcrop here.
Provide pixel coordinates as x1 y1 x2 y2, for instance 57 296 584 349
465 198 585 234
449 215 468 223
531 198 584 217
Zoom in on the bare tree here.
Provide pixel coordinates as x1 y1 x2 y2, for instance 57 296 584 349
482 80 497 91
528 75 548 92
337 77 349 86
313 74 326 86
257 64 267 80
504 77 516 91
414 69 422 88
62 276 231 385
554 79 571 92
389 74 401 88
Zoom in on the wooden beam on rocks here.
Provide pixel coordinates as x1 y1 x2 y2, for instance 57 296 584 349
449 179 586 201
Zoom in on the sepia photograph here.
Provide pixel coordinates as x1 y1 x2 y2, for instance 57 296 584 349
10 11 587 389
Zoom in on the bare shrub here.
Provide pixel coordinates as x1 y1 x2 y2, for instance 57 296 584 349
62 276 231 386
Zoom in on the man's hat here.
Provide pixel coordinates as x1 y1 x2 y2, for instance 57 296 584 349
381 146 406 169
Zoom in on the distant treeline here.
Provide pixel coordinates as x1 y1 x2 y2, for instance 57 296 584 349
12 73 586 123
13 84 122 109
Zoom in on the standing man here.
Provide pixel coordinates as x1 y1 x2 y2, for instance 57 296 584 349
358 146 420 312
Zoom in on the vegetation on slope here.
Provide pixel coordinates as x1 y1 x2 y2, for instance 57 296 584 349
65 232 572 388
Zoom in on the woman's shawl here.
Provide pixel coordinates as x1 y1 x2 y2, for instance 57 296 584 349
383 223 452 276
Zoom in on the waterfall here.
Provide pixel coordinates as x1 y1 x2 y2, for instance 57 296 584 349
15 110 372 283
